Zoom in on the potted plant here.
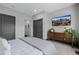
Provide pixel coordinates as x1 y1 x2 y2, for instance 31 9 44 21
73 32 79 54
64 27 79 47
72 32 79 45
64 27 75 35
48 28 55 32
48 28 55 40
64 27 73 42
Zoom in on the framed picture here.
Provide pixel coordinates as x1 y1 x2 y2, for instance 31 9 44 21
51 15 71 26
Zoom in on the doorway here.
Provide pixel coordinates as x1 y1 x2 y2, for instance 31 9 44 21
33 19 43 39
25 20 31 37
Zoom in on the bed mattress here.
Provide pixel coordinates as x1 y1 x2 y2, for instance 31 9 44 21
20 37 58 55
9 39 43 55
9 37 58 55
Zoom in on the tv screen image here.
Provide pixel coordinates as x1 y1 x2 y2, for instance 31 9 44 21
51 15 71 26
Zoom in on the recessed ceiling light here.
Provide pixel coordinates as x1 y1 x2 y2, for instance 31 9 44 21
34 9 37 12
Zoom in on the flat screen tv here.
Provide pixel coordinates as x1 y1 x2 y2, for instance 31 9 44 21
51 15 71 26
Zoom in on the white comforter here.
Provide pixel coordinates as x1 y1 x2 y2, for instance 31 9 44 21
9 39 43 55
9 37 58 55
20 37 58 55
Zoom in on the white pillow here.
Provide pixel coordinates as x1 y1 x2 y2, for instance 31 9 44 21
0 38 6 50
1 38 10 50
0 37 11 55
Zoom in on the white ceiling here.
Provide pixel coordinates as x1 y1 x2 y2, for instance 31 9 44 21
0 3 74 17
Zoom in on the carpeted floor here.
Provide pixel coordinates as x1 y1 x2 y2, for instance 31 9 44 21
51 41 78 55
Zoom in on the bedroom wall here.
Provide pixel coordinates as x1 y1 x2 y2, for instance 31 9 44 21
32 12 48 39
47 4 79 39
47 4 78 32
24 17 33 37
73 4 79 32
0 5 32 39
32 4 79 39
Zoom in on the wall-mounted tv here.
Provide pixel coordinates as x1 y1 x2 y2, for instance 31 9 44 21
51 15 71 26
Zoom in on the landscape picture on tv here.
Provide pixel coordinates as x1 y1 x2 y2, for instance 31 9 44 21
51 15 71 26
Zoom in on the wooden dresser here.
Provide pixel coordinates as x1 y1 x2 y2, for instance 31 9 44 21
47 31 72 43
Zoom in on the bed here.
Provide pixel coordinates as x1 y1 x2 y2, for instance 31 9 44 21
19 37 58 55
0 37 58 55
9 38 43 55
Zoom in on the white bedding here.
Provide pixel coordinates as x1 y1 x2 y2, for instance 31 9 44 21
0 37 11 55
9 39 43 55
20 37 58 55
8 37 58 55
